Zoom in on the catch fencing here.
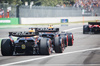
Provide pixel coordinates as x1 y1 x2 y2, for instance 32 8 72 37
0 3 100 18
19 5 100 17
19 5 82 17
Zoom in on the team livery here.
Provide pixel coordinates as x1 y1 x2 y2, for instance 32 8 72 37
83 22 100 34
1 31 53 56
1 27 74 56
35 27 74 51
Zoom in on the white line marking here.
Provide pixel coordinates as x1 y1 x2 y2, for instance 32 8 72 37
64 27 82 32
1 47 100 66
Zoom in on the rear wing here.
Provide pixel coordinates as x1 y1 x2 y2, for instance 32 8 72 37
88 22 100 25
9 32 39 37
35 28 59 32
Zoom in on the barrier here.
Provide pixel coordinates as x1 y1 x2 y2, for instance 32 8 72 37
20 17 60 24
0 18 19 25
20 17 100 24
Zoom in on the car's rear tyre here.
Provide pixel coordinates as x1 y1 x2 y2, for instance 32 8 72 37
68 33 74 46
39 38 51 55
65 35 68 47
59 34 68 47
1 39 13 56
54 37 64 53
83 25 89 34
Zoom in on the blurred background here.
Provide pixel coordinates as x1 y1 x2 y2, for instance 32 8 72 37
0 0 100 18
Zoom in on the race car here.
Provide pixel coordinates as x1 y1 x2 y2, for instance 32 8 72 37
1 30 67 56
1 32 53 56
35 28 74 53
59 31 74 46
83 22 100 34
35 28 65 53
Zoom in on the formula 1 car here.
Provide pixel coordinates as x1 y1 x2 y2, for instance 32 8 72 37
1 32 53 56
59 31 74 46
83 22 100 34
35 28 74 53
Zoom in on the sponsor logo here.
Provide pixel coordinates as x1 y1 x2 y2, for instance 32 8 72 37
37 28 56 31
12 32 35 35
0 20 11 23
61 19 68 23
21 44 26 49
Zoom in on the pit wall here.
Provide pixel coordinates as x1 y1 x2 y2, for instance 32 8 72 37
20 17 100 24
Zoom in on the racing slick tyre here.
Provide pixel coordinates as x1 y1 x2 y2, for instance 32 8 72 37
1 39 13 56
54 37 64 53
39 38 51 55
59 34 68 47
68 33 74 46
83 25 89 34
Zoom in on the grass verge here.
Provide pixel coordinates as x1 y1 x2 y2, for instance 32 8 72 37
0 20 99 27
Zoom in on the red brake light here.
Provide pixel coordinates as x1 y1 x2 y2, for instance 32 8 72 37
89 25 93 28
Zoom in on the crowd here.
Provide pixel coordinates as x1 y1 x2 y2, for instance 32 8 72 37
0 8 4 18
74 0 100 8
0 8 9 18
74 0 100 15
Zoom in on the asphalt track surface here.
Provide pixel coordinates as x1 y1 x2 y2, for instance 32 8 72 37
0 23 100 66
